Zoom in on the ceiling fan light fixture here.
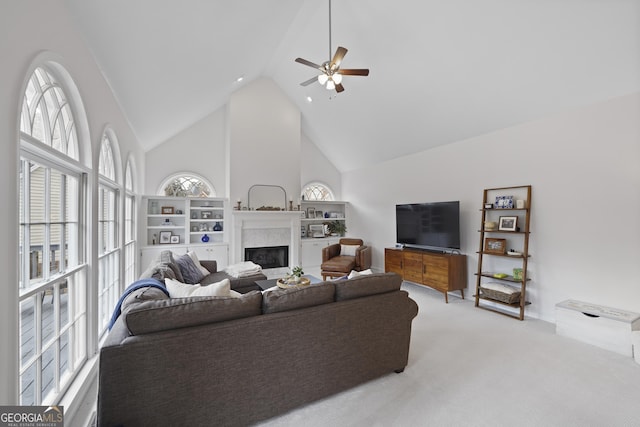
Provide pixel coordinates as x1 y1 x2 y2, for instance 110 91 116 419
317 74 329 85
325 79 335 90
332 73 342 84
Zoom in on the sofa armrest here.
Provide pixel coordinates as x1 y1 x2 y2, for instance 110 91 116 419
355 246 372 270
322 244 341 262
200 260 218 273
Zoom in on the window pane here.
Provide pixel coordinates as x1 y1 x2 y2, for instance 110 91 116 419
29 225 45 282
41 286 55 347
49 224 62 275
41 345 55 402
20 297 36 366
21 362 36 406
59 330 70 385
59 281 69 327
29 164 46 223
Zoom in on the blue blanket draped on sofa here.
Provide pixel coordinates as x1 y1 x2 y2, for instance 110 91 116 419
108 278 169 330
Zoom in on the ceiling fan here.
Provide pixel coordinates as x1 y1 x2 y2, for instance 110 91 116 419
295 0 369 93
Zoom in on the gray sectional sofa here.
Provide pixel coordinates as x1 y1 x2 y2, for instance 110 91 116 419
98 271 418 427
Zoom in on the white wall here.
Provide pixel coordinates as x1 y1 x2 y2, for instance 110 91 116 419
0 0 145 408
343 93 640 322
228 78 301 207
301 133 342 201
143 78 343 207
145 109 227 196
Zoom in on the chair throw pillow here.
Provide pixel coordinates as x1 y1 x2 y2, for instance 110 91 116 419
341 244 359 256
176 253 206 284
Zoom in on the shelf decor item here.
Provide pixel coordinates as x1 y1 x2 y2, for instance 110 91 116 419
161 206 174 214
484 238 506 254
484 221 497 231
213 222 222 232
513 268 524 281
324 220 346 236
479 283 521 304
159 231 172 244
495 196 514 209
498 216 518 231
201 234 210 243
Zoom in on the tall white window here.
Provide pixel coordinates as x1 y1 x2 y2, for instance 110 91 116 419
124 160 136 287
98 133 120 335
302 183 334 201
19 66 87 405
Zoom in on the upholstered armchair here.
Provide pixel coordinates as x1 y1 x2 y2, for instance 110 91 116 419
320 238 372 280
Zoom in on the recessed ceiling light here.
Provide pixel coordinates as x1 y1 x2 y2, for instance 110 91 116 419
306 96 313 103
235 76 244 83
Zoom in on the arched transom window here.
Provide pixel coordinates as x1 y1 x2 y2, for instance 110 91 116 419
160 174 214 197
302 183 334 201
21 67 78 159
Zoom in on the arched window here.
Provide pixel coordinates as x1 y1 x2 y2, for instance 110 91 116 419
123 159 137 289
19 65 88 405
302 182 334 201
159 173 215 197
97 130 120 334
21 67 79 160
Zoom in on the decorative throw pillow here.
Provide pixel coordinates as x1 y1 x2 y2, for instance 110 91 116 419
186 251 210 277
165 277 232 298
176 253 206 284
341 244 359 257
348 268 372 279
160 250 184 283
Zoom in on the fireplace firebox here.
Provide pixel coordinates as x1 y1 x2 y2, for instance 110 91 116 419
244 246 289 269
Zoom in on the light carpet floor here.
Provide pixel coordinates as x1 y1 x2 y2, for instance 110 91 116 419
257 282 640 427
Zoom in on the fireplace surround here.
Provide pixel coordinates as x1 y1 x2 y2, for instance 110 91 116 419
231 210 302 278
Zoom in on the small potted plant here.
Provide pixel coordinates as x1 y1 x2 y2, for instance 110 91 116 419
325 220 347 237
286 266 304 283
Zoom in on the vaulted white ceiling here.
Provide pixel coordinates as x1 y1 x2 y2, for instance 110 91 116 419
64 0 640 172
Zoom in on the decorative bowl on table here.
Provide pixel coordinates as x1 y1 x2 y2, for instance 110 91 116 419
276 277 311 288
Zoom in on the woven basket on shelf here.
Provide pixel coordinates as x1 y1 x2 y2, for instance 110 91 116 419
479 286 521 304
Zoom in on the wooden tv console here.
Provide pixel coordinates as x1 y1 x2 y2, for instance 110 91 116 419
385 247 467 303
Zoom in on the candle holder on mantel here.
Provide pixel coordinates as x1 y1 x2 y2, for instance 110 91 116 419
289 200 293 211
236 200 241 210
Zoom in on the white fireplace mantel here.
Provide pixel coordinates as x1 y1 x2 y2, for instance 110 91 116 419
231 211 302 271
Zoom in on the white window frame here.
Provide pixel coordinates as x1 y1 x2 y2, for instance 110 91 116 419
18 64 89 405
97 133 121 336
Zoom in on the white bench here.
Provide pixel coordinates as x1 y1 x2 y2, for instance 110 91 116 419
555 300 640 357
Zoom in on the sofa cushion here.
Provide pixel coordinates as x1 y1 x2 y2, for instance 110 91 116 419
175 253 206 284
334 272 402 301
165 277 233 298
125 291 263 335
120 286 170 313
139 250 184 283
262 282 336 314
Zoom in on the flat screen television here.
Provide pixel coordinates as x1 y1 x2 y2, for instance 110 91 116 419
396 201 460 250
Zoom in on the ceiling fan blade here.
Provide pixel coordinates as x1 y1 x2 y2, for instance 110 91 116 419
295 57 324 70
300 76 318 86
330 46 348 69
335 83 345 93
338 68 370 76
